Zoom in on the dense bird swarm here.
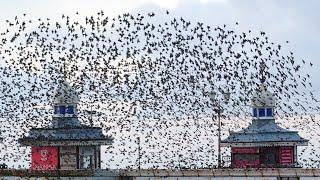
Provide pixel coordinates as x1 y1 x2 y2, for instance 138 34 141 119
0 10 318 169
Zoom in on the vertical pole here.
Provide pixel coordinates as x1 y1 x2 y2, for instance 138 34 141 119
138 136 141 170
294 146 297 167
217 105 221 169
135 103 141 170
90 105 93 126
94 146 97 169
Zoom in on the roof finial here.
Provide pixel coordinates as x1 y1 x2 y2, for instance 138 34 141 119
259 60 266 84
260 76 266 84
62 59 68 80
59 58 68 81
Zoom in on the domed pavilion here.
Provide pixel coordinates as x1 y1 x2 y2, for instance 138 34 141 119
19 79 113 170
221 84 308 168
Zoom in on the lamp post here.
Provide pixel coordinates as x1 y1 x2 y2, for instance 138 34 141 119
209 88 230 169
137 136 141 170
133 103 141 170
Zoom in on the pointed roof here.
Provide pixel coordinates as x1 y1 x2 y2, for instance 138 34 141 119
53 79 79 104
19 126 113 146
19 115 113 147
251 84 276 107
221 119 308 147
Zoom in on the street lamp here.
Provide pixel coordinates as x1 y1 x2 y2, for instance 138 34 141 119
209 88 230 169
137 135 141 170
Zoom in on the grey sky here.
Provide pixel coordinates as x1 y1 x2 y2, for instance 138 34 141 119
0 0 319 169
0 0 319 96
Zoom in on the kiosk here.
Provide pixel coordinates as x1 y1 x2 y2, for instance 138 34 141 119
19 79 113 170
221 84 308 168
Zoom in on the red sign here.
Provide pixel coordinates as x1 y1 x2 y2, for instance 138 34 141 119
280 146 293 165
31 146 59 170
232 147 259 154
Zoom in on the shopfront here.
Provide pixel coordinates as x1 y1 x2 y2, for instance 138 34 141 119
19 79 113 171
231 146 295 168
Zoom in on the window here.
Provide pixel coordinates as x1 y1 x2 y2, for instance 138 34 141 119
233 154 260 168
253 108 257 117
266 108 273 117
254 108 273 118
80 155 93 169
79 147 95 169
59 147 77 170
54 106 59 114
234 154 259 161
258 108 265 117
66 106 74 114
280 177 299 180
59 106 66 114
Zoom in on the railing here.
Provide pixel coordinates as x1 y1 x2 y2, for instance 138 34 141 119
1 168 320 177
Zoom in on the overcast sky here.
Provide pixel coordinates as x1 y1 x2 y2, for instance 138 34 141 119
0 0 319 169
0 0 319 97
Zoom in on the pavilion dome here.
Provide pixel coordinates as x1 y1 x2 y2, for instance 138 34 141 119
53 79 79 104
251 84 276 107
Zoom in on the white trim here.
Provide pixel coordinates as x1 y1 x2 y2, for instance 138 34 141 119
294 145 297 164
253 116 274 120
21 140 113 146
52 114 77 118
221 141 308 147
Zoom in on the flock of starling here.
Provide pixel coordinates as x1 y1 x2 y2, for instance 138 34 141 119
0 10 318 169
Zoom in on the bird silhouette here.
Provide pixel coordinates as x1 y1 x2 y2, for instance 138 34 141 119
0 10 317 170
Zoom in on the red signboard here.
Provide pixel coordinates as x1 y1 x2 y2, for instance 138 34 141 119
279 146 294 166
31 146 59 170
232 147 259 154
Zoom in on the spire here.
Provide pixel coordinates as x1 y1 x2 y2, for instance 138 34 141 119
63 60 67 80
251 84 276 107
53 79 79 105
259 60 267 84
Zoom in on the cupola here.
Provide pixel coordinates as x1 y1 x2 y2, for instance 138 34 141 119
251 84 276 120
53 79 79 118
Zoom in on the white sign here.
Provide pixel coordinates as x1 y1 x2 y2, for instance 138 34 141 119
222 156 231 162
